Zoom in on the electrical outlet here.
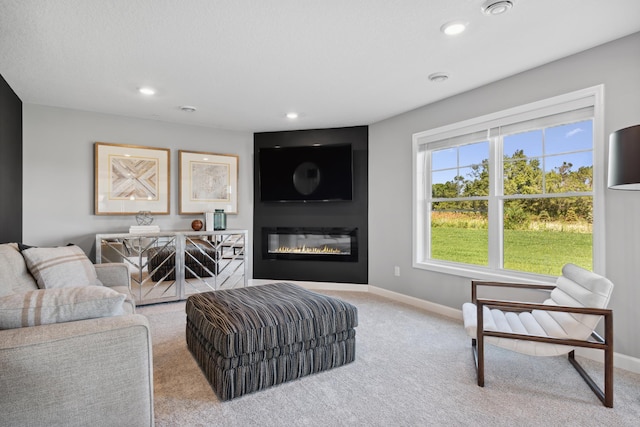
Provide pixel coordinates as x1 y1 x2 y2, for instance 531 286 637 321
394 266 400 277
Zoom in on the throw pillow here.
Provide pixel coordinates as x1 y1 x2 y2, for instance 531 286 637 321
0 286 126 329
0 243 38 296
0 244 39 296
20 245 102 289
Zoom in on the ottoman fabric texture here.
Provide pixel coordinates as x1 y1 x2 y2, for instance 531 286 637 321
186 282 358 400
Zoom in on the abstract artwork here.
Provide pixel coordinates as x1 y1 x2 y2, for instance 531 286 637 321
95 142 170 215
110 156 158 200
179 150 238 214
190 162 229 201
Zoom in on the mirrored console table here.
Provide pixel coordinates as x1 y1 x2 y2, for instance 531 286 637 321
95 230 248 306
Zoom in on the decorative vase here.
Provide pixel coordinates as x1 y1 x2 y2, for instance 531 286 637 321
213 209 227 230
135 211 153 225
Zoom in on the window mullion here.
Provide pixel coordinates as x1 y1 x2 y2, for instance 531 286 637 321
415 148 429 263
424 150 431 261
488 135 502 270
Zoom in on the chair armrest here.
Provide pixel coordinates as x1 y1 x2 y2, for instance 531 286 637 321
95 262 131 289
0 315 154 426
476 298 612 316
475 297 613 349
471 280 556 303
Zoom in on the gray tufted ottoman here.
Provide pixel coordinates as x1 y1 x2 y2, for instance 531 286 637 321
185 282 358 400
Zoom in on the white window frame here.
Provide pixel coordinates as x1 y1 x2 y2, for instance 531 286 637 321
412 85 605 283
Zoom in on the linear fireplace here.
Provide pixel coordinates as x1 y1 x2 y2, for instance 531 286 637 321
262 227 358 262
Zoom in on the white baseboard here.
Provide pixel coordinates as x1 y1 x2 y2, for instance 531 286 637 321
574 347 640 375
368 285 463 320
249 279 640 374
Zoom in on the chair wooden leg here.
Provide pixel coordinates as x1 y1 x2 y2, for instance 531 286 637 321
470 338 485 387
604 315 614 408
604 337 614 408
568 350 613 408
477 335 485 387
471 338 478 368
476 304 485 387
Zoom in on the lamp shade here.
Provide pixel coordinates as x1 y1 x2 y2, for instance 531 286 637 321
608 124 640 190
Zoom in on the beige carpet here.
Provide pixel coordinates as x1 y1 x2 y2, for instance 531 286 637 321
138 289 640 426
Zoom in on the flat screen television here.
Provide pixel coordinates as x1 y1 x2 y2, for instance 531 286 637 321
259 144 353 202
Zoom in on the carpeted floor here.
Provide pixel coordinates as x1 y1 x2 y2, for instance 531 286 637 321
138 289 640 426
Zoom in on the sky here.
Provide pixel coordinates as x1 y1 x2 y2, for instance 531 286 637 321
432 119 593 185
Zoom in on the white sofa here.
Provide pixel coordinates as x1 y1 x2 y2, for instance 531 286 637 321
0 243 154 426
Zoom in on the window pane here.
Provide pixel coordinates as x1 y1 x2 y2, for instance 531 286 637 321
544 152 593 173
431 202 488 266
432 142 489 198
544 153 593 193
432 169 458 185
460 165 489 197
545 120 593 155
432 170 461 198
504 130 543 158
503 155 543 195
432 147 457 170
459 141 488 167
503 197 593 275
458 166 475 180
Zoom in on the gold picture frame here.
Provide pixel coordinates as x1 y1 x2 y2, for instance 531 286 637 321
179 150 238 214
94 142 170 215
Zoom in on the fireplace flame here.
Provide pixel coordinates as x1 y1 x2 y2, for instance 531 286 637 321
271 245 346 255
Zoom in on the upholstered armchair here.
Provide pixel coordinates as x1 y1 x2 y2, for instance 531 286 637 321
462 263 614 407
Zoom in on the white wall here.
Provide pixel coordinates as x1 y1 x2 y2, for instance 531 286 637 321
22 106 254 274
368 32 640 359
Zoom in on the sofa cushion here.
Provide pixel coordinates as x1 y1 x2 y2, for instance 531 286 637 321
20 245 102 289
0 243 38 296
0 286 126 329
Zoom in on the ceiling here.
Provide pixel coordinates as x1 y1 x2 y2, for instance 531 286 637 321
1 0 639 133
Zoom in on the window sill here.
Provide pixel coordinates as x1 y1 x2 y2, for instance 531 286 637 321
412 260 556 284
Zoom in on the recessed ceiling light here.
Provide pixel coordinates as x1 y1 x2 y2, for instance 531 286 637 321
286 112 299 119
481 0 513 15
138 87 156 96
441 21 467 36
428 72 449 83
180 105 197 112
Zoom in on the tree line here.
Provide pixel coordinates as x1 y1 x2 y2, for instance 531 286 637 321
432 150 593 228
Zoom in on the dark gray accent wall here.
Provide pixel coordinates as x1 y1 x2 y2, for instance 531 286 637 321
0 74 22 243
253 126 368 283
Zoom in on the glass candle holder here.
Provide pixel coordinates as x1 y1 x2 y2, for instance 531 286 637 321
213 209 227 230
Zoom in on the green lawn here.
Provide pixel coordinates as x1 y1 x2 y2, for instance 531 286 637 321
431 227 592 275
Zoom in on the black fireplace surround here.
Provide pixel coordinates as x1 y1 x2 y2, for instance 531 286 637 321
253 125 368 284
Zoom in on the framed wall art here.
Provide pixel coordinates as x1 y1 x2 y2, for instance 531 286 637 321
94 142 170 215
179 150 238 214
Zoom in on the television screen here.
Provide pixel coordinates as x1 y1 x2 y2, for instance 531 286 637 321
259 144 353 202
